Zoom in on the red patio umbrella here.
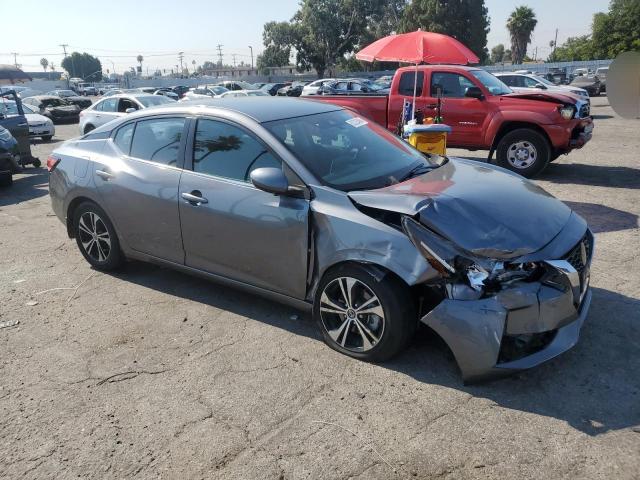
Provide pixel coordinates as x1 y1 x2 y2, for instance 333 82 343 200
356 30 479 119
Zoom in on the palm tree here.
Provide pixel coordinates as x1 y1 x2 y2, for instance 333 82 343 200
506 6 538 65
40 57 49 72
136 55 144 74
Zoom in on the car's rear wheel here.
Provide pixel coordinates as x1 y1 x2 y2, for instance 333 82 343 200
314 264 415 362
73 202 123 271
496 128 550 178
42 135 53 142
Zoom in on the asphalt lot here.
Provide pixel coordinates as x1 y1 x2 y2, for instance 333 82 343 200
1 96 639 479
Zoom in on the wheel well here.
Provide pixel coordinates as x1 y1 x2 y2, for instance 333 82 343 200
491 122 551 153
66 196 94 238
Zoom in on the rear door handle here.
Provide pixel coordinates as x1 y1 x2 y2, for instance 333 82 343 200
181 191 208 205
96 169 115 180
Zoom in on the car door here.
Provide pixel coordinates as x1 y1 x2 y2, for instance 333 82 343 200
92 97 120 127
178 116 310 299
425 71 490 147
0 93 30 158
94 116 187 263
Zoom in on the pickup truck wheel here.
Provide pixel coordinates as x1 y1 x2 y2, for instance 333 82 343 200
496 129 550 178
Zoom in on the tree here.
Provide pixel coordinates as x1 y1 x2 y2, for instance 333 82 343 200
490 44 505 64
400 0 490 64
591 0 640 59
61 52 102 81
548 35 594 62
506 5 537 64
40 57 49 72
256 46 291 74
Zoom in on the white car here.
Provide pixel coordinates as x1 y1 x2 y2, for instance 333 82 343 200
219 90 270 98
301 78 335 96
79 94 174 134
0 100 55 141
180 85 229 101
494 73 590 101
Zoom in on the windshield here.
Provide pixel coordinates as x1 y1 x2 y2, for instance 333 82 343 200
264 110 439 191
535 76 556 86
470 70 512 95
236 81 257 90
137 96 173 107
209 86 229 95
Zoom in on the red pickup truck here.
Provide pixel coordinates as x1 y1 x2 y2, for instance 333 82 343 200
312 65 593 177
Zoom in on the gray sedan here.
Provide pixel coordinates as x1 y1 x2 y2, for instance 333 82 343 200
48 98 593 382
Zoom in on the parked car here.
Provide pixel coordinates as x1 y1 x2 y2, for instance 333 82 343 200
79 93 174 134
219 90 270 98
1 101 55 141
494 73 590 101
0 125 19 186
76 83 97 96
376 75 393 89
48 97 594 383
181 85 229 101
542 67 569 85
572 68 591 77
260 82 290 96
570 75 601 97
153 88 179 100
136 87 158 94
0 90 33 164
170 85 191 98
45 90 92 109
595 67 608 92
301 79 335 96
318 78 388 95
253 83 267 89
313 65 593 177
215 80 257 91
21 95 81 123
98 85 119 95
277 82 308 97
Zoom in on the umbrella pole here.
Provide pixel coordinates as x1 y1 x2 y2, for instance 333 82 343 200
412 63 418 121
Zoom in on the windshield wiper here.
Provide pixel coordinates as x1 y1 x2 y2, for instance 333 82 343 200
399 163 435 182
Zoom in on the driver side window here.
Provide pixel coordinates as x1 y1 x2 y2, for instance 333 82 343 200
431 73 476 98
193 118 281 182
118 98 138 113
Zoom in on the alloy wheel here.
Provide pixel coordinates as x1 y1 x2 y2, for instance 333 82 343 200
507 141 538 169
77 211 111 262
319 277 385 352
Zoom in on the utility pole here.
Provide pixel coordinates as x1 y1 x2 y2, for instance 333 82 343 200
60 43 71 87
248 45 254 70
178 52 184 73
10 52 19 68
552 28 558 58
232 54 237 67
216 44 224 66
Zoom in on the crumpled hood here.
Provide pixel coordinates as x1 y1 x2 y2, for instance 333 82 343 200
502 91 577 105
348 158 572 259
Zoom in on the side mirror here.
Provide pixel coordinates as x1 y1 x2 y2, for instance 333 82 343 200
250 167 289 195
125 107 136 114
464 86 484 99
534 83 546 89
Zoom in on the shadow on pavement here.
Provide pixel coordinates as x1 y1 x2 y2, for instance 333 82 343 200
0 167 49 207
112 261 640 437
540 162 640 189
563 201 638 233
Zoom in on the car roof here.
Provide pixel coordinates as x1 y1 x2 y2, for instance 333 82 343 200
156 97 342 123
106 93 158 99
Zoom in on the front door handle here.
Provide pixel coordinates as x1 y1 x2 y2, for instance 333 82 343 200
181 191 208 205
96 169 115 180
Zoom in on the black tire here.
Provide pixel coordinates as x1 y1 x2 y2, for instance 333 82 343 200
314 263 416 362
0 172 12 187
73 201 124 271
42 135 53 142
32 159 41 168
83 124 95 134
496 128 550 178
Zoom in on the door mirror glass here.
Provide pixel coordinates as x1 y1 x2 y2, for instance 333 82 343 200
464 86 484 99
250 167 289 195
125 107 137 114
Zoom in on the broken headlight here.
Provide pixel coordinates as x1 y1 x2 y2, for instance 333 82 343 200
402 217 541 299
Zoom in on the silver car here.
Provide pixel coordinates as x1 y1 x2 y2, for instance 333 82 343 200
79 93 174 134
49 98 593 383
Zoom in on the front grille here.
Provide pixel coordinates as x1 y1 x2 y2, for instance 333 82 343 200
564 232 592 275
579 104 590 118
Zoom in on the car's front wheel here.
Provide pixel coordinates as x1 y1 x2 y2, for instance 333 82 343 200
314 264 415 362
496 128 550 178
73 202 123 271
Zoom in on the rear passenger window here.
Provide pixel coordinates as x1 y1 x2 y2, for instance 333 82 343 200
398 71 424 96
101 98 118 112
193 118 281 182
113 123 134 154
130 118 185 166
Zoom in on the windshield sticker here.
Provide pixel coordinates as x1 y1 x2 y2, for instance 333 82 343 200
346 117 368 128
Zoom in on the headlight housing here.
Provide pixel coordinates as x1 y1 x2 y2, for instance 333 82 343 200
559 105 576 120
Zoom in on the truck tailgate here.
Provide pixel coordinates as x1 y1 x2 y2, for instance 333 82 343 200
308 95 388 127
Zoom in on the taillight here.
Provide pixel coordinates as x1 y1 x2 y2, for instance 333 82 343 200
47 155 60 172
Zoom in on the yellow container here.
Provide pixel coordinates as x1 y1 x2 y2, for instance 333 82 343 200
408 131 448 155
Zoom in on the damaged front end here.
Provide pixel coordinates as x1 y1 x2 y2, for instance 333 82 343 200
402 216 594 383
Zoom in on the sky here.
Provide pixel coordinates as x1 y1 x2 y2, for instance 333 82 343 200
0 0 610 73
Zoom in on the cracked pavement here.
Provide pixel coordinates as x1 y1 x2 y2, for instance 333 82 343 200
1 96 639 479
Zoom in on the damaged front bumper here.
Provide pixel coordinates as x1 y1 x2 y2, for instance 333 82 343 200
421 249 593 383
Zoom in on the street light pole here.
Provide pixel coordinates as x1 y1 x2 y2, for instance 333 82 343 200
248 45 254 70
